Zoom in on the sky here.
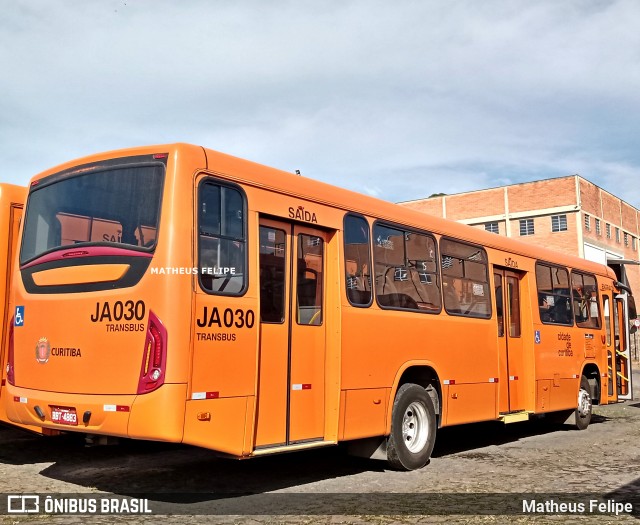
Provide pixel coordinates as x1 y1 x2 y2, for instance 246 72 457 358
2 0 640 206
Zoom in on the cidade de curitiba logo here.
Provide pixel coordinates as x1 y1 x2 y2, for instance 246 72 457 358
34 337 82 364
35 337 50 364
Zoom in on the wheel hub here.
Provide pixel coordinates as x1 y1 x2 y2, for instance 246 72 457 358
402 401 429 453
577 388 591 418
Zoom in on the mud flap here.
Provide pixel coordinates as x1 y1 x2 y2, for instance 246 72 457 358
346 437 388 461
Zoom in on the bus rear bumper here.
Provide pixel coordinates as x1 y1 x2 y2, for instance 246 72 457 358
4 383 187 441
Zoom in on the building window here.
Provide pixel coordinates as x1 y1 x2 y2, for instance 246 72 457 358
485 222 499 234
595 218 601 236
616 227 620 243
584 214 591 231
551 215 568 232
633 237 638 251
624 232 629 247
606 223 611 239
519 218 534 236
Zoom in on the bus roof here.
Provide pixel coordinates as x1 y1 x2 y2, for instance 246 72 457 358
28 143 617 280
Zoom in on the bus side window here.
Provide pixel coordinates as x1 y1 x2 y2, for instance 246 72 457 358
440 238 491 318
372 223 441 312
535 263 573 326
373 224 406 308
494 272 504 336
343 215 372 306
405 232 441 312
603 295 611 346
198 181 247 296
571 271 600 328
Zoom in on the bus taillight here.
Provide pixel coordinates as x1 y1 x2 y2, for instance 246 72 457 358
151 325 162 369
6 318 15 386
137 311 168 394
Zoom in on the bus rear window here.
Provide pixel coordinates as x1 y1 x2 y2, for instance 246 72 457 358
21 164 164 264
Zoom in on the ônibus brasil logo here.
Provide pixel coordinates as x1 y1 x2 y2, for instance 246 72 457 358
35 337 51 364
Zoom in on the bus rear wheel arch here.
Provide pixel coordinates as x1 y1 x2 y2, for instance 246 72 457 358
573 366 600 430
387 383 437 470
544 375 594 429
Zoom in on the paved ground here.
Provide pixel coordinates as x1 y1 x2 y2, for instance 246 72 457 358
0 369 638 525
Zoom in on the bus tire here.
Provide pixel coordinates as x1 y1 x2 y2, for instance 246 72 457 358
574 375 593 430
387 383 436 470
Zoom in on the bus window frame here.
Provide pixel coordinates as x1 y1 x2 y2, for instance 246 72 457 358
296 232 325 326
535 261 574 327
259 224 288 324
603 294 612 346
372 219 442 315
439 236 492 319
570 270 601 329
20 158 167 266
343 213 374 309
196 176 249 297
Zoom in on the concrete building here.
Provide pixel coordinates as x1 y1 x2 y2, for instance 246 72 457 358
399 175 640 305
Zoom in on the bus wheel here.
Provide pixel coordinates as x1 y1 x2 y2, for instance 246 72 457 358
574 375 593 430
387 383 436 470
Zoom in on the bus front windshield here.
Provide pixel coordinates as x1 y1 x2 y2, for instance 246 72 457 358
20 164 164 265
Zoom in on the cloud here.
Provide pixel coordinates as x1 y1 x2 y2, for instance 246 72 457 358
2 0 640 208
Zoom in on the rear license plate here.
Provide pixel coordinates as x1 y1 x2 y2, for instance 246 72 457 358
51 406 78 426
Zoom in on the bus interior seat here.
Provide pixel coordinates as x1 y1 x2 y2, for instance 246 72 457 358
443 278 462 314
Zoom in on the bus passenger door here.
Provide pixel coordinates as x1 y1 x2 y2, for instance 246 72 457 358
613 293 633 400
256 219 327 448
494 268 525 413
604 294 616 402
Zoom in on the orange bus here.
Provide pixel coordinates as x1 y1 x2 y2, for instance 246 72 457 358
0 183 44 433
4 144 634 469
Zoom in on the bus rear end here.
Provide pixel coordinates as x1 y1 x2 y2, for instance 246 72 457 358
5 147 197 440
0 183 44 433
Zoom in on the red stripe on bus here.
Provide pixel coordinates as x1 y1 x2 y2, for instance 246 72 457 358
21 246 152 270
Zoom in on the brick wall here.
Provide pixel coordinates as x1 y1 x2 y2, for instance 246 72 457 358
579 178 601 216
510 212 579 255
401 196 444 218
601 192 621 225
621 202 638 236
508 177 577 213
444 188 505 220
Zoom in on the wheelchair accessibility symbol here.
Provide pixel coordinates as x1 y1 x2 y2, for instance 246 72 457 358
534 330 541 344
15 306 24 327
